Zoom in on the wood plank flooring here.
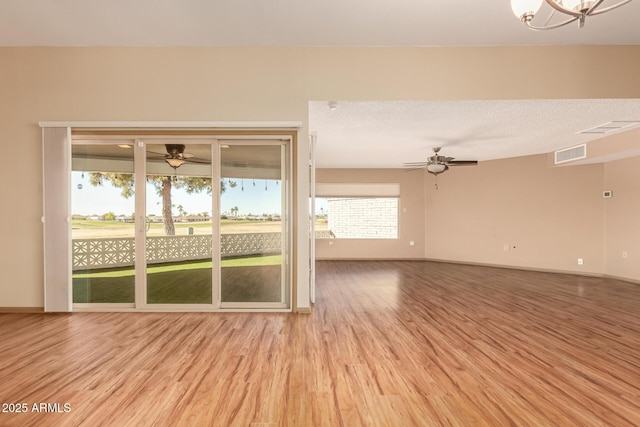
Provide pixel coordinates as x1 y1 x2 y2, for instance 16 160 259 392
1 260 640 426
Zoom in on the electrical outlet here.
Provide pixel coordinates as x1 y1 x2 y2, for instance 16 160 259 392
409 241 415 246
622 251 628 259
504 244 510 252
577 258 584 265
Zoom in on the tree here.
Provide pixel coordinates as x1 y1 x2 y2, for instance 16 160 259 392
89 173 224 235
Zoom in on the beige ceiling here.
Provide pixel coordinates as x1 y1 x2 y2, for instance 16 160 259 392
1 0 639 47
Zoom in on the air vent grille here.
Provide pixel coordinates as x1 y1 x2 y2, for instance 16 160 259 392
555 144 586 164
578 121 640 134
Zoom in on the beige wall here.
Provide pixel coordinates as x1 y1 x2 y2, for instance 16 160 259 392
425 154 605 274
315 169 425 259
604 157 640 282
2 45 640 307
0 47 311 308
317 155 610 277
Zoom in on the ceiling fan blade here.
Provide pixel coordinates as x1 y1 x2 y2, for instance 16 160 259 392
146 155 167 161
446 160 478 166
404 165 426 172
186 158 211 165
182 152 194 159
403 162 429 167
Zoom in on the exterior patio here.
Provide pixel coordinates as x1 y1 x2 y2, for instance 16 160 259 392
73 232 283 304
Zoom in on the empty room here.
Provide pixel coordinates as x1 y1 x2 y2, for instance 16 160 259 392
1 1 640 426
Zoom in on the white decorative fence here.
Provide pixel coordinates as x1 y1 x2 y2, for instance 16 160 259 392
72 232 282 271
315 230 334 239
73 238 135 270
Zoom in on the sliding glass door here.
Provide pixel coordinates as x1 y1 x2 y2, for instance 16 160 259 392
219 143 289 308
57 134 291 311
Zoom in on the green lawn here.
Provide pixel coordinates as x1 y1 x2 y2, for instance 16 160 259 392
72 219 130 228
73 255 281 279
73 268 212 304
72 255 281 304
70 221 285 304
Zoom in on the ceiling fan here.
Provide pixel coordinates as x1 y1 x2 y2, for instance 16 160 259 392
404 147 478 176
148 144 210 170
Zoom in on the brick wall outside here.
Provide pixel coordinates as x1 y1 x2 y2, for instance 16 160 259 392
327 198 398 239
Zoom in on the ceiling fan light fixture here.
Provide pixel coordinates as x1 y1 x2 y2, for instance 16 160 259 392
165 158 186 169
426 163 448 175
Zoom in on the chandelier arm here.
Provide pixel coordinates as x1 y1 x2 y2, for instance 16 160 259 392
586 0 607 14
544 0 583 17
525 15 580 30
589 0 633 15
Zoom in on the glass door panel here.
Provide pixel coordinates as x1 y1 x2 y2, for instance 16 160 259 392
220 143 288 305
145 142 213 305
71 143 135 304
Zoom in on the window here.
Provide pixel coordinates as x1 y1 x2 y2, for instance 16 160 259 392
315 197 398 239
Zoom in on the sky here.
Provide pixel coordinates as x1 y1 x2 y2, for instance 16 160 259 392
71 172 286 217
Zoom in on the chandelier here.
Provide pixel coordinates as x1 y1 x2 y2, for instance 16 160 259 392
511 0 633 30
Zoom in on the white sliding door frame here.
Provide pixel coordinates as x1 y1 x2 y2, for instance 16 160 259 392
309 133 317 304
218 139 292 310
70 138 137 310
138 138 219 311
41 121 301 313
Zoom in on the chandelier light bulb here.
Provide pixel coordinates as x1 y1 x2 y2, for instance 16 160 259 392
511 0 543 19
512 0 631 30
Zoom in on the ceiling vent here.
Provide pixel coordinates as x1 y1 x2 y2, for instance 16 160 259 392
555 144 586 164
578 121 640 135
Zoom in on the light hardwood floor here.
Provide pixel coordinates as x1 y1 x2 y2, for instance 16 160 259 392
1 260 639 426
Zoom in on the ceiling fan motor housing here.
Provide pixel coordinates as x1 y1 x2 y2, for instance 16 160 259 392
165 144 186 158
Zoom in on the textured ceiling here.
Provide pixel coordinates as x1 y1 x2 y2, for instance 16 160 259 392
1 0 639 46
309 100 640 168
